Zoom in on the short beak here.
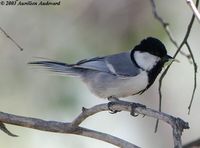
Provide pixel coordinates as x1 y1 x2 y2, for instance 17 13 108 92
163 55 179 67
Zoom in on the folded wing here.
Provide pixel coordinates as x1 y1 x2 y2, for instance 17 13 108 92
74 52 140 77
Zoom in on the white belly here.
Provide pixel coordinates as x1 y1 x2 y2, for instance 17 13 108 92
82 71 148 98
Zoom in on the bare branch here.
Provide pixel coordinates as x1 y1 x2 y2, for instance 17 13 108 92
71 106 108 126
150 0 191 59
150 0 177 47
0 101 189 148
159 0 199 112
0 109 139 148
186 0 200 23
183 138 200 148
155 0 199 132
0 26 23 51
150 0 199 132
0 122 18 137
185 42 198 114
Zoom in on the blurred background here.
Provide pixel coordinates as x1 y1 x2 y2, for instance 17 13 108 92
0 0 200 147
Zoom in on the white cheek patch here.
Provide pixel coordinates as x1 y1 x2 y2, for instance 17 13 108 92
134 51 161 71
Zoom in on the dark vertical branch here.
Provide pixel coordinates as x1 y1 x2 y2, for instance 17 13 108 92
185 42 197 114
0 122 18 137
151 0 199 132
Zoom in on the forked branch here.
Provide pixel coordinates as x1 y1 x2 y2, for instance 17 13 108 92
151 0 199 132
0 101 189 148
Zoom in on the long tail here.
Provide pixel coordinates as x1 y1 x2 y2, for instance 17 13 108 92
28 61 82 77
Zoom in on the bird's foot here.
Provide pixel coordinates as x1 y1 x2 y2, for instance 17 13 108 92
107 96 121 114
130 103 146 117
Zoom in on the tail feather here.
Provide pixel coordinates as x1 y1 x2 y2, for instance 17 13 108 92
28 61 81 77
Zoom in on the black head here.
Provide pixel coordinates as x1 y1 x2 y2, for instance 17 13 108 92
130 37 172 94
132 37 167 58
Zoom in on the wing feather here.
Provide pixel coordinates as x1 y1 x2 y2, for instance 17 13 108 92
73 52 140 76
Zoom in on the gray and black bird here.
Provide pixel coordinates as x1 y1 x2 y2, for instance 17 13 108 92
29 37 173 99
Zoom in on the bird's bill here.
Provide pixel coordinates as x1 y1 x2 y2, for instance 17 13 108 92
163 55 180 67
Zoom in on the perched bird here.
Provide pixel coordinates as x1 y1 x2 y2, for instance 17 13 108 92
29 37 173 99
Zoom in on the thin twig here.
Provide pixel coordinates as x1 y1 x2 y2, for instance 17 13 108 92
150 0 191 58
183 138 200 148
186 0 200 22
156 0 199 132
0 101 189 148
0 122 18 137
0 26 23 51
185 42 198 114
150 0 177 47
150 0 196 132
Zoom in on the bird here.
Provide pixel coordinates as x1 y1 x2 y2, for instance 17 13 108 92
29 37 173 100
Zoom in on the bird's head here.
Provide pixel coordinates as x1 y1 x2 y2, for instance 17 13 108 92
131 37 173 71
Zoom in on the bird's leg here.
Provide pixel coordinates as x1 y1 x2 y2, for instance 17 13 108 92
107 96 121 114
130 103 146 117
